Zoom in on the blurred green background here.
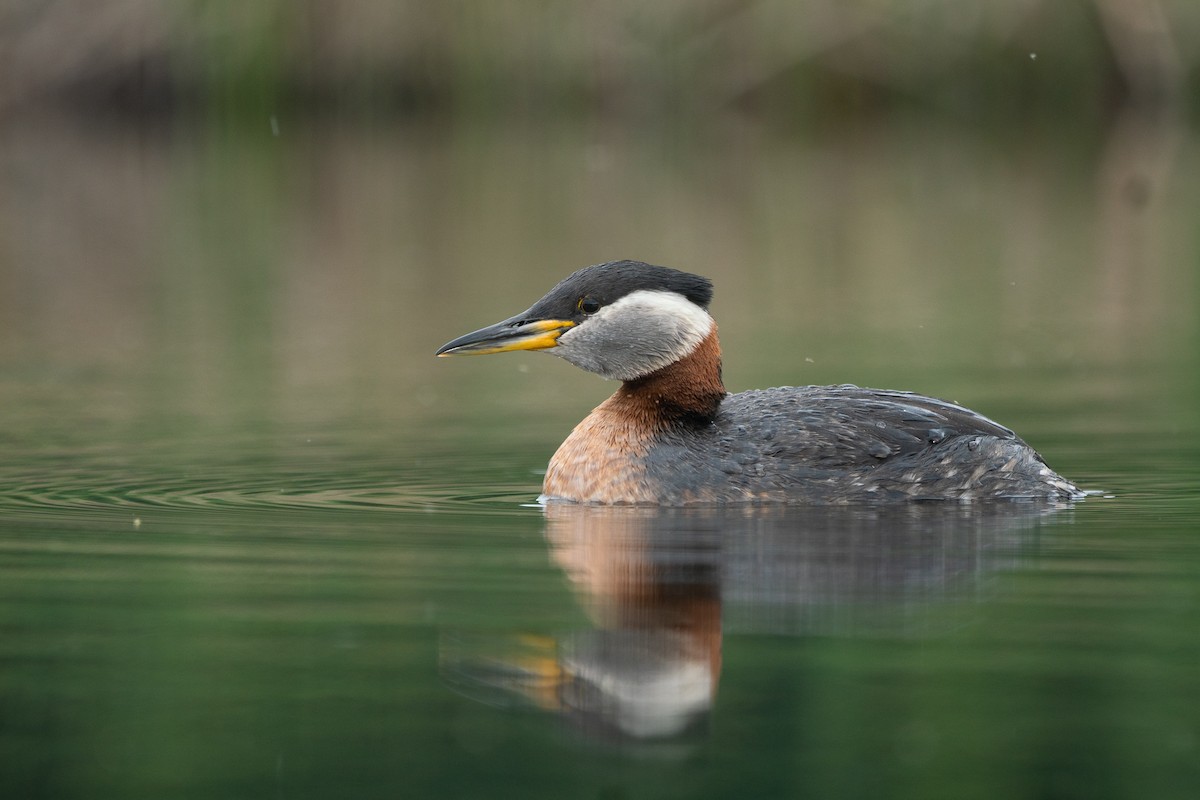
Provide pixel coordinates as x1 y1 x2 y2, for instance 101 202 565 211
2 0 1196 122
1 0 1196 442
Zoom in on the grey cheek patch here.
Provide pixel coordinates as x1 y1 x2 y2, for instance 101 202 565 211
553 291 714 381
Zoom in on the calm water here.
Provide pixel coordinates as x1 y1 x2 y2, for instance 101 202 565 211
2 112 1199 799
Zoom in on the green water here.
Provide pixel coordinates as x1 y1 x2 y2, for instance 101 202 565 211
1 113 1198 799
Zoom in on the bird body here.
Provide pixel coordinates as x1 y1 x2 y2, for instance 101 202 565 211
437 261 1082 505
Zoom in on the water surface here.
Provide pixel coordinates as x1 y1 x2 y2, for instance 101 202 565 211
1 113 1198 798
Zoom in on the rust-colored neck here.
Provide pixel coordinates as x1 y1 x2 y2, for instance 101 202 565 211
616 328 726 424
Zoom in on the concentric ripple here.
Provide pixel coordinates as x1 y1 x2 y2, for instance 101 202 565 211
0 446 545 523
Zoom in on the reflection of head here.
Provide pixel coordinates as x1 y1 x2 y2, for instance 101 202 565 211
560 628 714 739
544 505 725 740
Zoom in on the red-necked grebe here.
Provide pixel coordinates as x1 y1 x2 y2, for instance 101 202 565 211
436 260 1082 504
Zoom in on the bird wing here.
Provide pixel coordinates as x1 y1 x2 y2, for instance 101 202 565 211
714 385 1024 473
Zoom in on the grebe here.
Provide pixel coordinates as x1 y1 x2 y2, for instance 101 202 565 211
436 260 1082 504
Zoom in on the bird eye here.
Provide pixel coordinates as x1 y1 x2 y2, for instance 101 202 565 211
579 297 601 315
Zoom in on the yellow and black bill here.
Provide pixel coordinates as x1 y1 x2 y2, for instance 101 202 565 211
436 315 576 357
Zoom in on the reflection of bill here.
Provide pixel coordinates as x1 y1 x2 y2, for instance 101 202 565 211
442 503 1063 743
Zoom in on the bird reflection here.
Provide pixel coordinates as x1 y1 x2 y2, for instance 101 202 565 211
441 503 1064 744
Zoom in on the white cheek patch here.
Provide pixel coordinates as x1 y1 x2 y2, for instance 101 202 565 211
607 290 714 354
556 290 714 380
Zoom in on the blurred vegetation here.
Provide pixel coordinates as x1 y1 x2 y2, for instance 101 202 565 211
0 0 1194 126
0 1 1195 451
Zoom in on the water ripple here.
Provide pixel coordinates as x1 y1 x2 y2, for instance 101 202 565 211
0 455 543 521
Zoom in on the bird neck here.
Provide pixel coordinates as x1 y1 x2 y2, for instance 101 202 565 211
616 327 726 424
